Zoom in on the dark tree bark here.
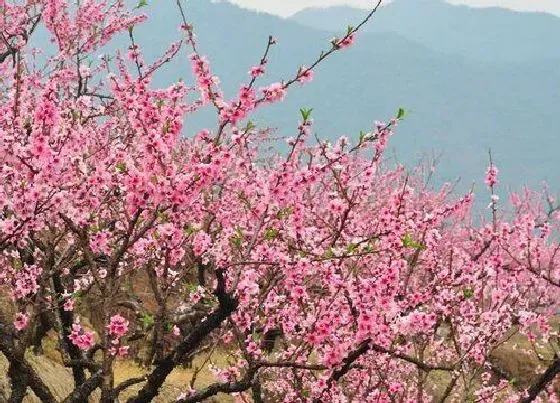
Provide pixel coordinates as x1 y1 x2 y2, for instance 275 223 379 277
31 300 55 355
0 323 56 403
51 272 86 386
8 358 28 403
62 371 103 403
260 328 283 353
127 270 238 403
177 367 258 403
520 357 560 403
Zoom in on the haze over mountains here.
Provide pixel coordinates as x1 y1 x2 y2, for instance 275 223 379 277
291 0 560 63
41 0 560 198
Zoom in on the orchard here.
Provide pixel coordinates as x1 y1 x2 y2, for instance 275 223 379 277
0 0 558 402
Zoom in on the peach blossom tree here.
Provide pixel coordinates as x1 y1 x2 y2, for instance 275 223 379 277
0 1 558 402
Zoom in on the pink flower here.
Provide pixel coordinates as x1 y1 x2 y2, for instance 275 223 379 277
297 67 314 84
249 64 265 79
221 331 233 344
260 83 286 103
13 312 28 331
118 345 130 357
485 165 499 188
69 323 95 351
192 231 212 256
90 231 111 254
292 285 307 299
63 298 75 311
172 325 181 337
246 341 259 354
334 33 355 49
107 314 129 338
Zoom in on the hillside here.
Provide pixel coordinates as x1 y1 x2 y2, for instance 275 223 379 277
30 0 560 195
136 0 560 195
290 0 560 63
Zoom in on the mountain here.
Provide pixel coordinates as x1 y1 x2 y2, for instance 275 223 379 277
134 0 560 195
290 0 560 63
29 0 560 198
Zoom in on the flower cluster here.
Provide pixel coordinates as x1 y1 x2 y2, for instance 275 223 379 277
485 164 499 188
13 312 29 331
107 314 129 357
107 314 129 338
69 323 96 351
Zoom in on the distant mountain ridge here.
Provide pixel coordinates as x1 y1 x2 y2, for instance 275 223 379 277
32 0 560 196
290 0 560 63
134 0 560 194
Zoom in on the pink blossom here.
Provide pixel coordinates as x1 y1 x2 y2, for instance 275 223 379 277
107 314 129 338
0 2 556 401
118 345 130 357
334 33 355 49
297 67 314 84
485 165 499 188
63 298 75 311
249 64 265 79
69 323 95 351
260 82 286 103
192 231 212 256
13 312 29 331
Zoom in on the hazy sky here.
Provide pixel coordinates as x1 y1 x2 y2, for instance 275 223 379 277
228 0 560 17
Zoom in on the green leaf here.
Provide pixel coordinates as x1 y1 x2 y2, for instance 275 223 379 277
115 161 127 173
324 248 335 259
186 283 198 293
363 244 374 253
128 25 134 34
346 243 357 254
140 312 154 329
206 298 218 308
136 0 148 8
276 207 293 220
397 107 407 120
346 25 354 34
183 223 197 236
231 237 241 248
156 211 169 222
237 191 251 209
300 108 313 121
264 228 279 241
231 227 244 249
463 288 474 299
244 120 256 131
402 233 426 250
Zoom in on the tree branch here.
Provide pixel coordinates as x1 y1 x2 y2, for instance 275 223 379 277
520 357 560 403
126 269 238 403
